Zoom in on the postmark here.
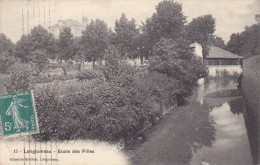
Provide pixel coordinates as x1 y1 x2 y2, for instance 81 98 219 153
0 90 39 137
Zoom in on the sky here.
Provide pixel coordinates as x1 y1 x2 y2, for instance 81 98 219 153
0 0 259 43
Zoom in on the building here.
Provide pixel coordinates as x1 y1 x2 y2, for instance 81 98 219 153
48 17 88 38
205 46 243 77
190 42 203 58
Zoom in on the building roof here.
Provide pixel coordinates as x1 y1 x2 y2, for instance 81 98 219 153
207 46 243 59
49 19 83 28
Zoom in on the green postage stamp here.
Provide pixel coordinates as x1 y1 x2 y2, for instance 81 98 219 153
0 91 39 137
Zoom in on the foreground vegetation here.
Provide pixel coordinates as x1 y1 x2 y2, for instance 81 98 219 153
0 0 209 144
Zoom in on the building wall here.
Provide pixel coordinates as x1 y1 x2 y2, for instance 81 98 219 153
71 27 83 37
207 65 242 77
241 55 260 164
48 27 60 38
190 42 203 58
242 55 260 110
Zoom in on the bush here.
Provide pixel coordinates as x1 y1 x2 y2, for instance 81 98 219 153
148 38 207 103
28 50 49 74
101 46 137 87
134 71 179 107
0 52 17 73
32 85 62 141
32 44 199 143
32 82 143 142
5 63 34 93
30 74 75 84
76 69 103 81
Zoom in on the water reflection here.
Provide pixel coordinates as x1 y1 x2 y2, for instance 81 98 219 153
167 102 216 164
131 101 216 165
131 78 258 165
190 78 255 165
229 98 243 115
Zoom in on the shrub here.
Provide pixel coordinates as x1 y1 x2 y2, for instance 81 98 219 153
134 71 179 108
30 74 75 84
32 80 152 143
32 85 61 141
101 46 137 87
0 52 17 73
76 69 103 81
28 50 49 74
5 63 34 93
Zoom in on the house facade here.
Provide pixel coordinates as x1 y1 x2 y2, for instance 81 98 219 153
48 17 88 38
205 46 243 77
191 43 243 77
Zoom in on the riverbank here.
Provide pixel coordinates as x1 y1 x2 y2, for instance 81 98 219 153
126 78 254 165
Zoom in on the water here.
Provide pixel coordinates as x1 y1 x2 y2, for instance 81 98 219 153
189 78 258 165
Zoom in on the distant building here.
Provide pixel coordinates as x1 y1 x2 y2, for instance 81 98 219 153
205 46 243 77
48 17 88 38
190 42 203 58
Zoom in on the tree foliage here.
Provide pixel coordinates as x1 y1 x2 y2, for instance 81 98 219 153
113 13 139 56
28 50 49 73
131 33 150 64
5 63 33 93
102 46 135 86
81 19 110 66
15 35 31 62
186 14 215 57
29 25 57 57
146 0 186 44
0 33 16 72
58 27 76 61
149 38 207 103
15 26 57 62
226 22 260 58
0 33 14 54
0 52 17 73
210 35 226 49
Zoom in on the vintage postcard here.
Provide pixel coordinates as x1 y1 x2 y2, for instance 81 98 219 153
0 0 259 165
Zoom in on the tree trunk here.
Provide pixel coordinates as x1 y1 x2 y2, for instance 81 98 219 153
92 61 95 69
62 67 67 76
140 56 144 65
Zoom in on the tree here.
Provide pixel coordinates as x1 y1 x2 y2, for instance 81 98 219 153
146 0 186 44
186 14 216 57
226 33 242 55
58 27 76 61
80 19 110 67
0 33 14 54
226 21 260 58
210 35 226 49
29 25 57 58
131 33 149 64
15 26 57 62
113 13 139 56
28 50 49 73
148 38 207 103
0 34 16 72
15 35 31 62
0 52 17 73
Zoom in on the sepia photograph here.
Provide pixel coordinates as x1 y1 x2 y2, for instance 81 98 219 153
0 0 259 164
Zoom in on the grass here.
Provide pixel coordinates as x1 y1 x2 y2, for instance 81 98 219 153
35 78 96 97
